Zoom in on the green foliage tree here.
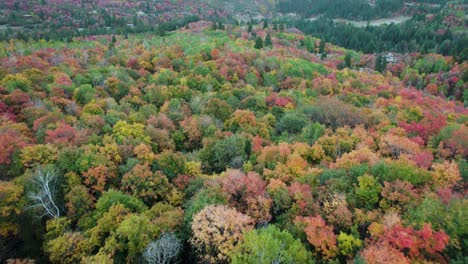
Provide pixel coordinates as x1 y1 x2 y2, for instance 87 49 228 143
254 36 264 49
301 122 325 145
354 174 381 209
92 189 147 223
345 52 352 68
319 40 326 54
337 232 362 257
277 112 308 134
265 34 273 47
199 135 250 173
230 225 313 264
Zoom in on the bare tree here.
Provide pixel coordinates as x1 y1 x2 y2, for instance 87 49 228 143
28 168 60 219
143 233 182 264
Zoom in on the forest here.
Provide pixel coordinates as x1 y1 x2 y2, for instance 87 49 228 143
284 1 467 62
276 0 453 19
0 0 467 264
0 18 466 263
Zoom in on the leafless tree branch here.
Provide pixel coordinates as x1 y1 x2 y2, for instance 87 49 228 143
27 168 60 219
143 232 182 264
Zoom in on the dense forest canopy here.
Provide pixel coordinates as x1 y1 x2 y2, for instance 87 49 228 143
0 1 466 264
276 0 453 19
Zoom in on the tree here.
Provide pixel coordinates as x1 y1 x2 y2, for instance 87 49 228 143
354 174 382 209
295 215 337 259
345 52 352 68
376 224 450 261
142 232 182 264
337 232 362 257
73 84 96 105
45 230 86 264
375 54 387 73
361 244 410 264
254 36 264 49
431 161 461 188
45 123 78 145
230 225 312 264
199 135 250 173
65 185 94 223
263 19 268 29
265 34 273 47
308 98 365 129
0 124 29 170
121 163 169 204
276 112 308 134
82 165 116 195
20 145 58 168
155 150 186 181
221 170 272 223
183 187 228 228
406 194 465 255
114 214 156 259
93 189 147 221
202 98 233 121
379 180 418 212
319 40 326 54
44 218 87 264
279 23 285 31
190 205 253 263
0 181 23 236
28 167 61 219
112 120 150 144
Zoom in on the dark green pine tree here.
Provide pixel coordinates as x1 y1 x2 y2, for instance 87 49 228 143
254 36 264 49
263 19 268 29
248 22 253 33
375 54 387 72
156 26 166 36
109 35 116 50
273 22 278 31
321 52 327 60
345 52 352 68
319 40 326 54
265 34 273 47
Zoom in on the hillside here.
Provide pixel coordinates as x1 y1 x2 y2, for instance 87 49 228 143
276 0 454 19
1 0 465 64
0 22 466 263
284 0 467 62
0 0 275 41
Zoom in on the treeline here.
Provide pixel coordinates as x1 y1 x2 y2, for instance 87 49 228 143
275 0 452 19
0 15 199 42
288 17 467 62
276 0 406 20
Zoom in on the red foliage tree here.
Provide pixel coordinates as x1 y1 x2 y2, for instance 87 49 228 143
221 170 271 223
45 123 79 145
82 165 116 194
295 215 337 259
399 112 446 143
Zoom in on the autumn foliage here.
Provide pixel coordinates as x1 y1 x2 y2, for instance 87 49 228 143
0 20 465 264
